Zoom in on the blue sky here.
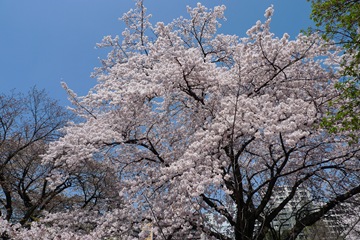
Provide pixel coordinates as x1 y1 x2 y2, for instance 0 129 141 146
0 0 313 106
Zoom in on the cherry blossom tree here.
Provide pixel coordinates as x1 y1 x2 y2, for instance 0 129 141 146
6 1 360 239
0 88 122 239
0 88 72 225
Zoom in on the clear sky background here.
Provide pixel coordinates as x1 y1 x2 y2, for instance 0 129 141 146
0 0 313 106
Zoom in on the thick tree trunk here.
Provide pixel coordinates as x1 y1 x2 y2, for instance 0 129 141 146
234 209 256 240
0 174 13 221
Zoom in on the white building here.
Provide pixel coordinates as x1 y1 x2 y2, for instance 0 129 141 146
265 186 359 240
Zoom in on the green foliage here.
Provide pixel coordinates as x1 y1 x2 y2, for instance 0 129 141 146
321 81 360 143
308 0 360 140
309 0 360 48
